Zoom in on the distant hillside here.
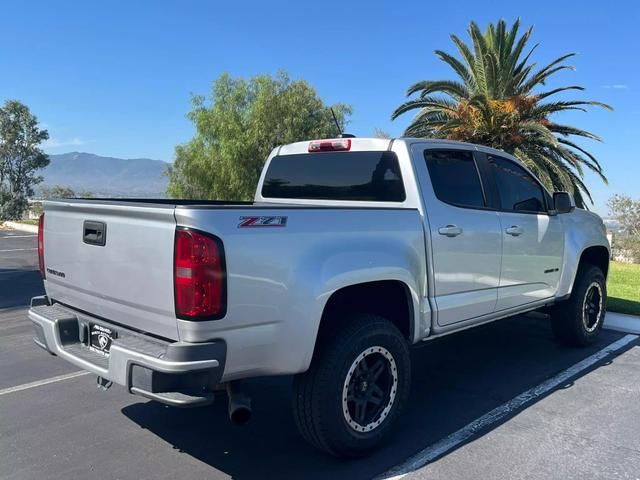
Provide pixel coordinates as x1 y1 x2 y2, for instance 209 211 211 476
38 152 169 197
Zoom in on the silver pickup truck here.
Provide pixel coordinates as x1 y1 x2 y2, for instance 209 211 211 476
30 137 609 457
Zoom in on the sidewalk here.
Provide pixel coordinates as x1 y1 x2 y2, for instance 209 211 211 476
605 311 640 334
0 221 38 234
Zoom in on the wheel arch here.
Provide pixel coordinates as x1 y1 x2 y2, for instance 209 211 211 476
578 245 610 279
311 280 416 363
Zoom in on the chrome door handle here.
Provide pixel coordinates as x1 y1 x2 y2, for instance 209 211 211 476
505 225 523 236
438 225 463 237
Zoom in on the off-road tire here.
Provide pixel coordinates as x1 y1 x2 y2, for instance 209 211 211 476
292 314 411 457
551 265 606 346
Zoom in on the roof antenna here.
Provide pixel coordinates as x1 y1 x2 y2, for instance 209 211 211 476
330 108 355 139
330 108 342 136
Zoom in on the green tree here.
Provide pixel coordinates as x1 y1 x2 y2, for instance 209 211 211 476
391 19 611 207
31 185 93 217
608 194 640 262
0 100 49 220
167 72 351 200
373 128 392 139
40 185 76 199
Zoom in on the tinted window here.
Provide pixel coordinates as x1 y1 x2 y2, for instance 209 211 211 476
424 150 485 208
262 151 405 202
488 155 546 213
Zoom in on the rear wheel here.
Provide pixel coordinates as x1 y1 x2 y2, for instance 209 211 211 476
551 265 606 346
292 314 411 457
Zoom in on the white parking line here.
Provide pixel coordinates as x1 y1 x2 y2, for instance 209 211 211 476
0 234 37 238
379 333 639 480
0 371 91 397
0 248 37 252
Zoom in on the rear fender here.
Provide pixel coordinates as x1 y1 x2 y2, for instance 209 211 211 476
287 237 426 372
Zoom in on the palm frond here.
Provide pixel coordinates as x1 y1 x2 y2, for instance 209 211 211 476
503 18 521 60
557 137 602 170
505 26 534 80
392 19 612 205
435 50 478 90
513 43 539 76
449 34 477 72
468 22 490 94
536 85 585 100
547 123 602 141
529 100 612 119
391 97 458 120
406 80 470 99
518 53 576 92
518 121 559 145
555 144 607 182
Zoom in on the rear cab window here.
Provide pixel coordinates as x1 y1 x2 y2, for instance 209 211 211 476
424 149 486 208
261 151 405 202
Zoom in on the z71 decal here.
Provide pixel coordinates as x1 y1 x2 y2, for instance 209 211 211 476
238 216 288 228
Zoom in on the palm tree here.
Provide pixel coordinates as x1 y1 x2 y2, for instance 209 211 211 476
391 19 612 207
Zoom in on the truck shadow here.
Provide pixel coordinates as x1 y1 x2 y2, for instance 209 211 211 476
0 268 44 308
121 316 624 480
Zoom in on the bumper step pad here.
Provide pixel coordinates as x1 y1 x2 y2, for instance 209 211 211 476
129 387 215 407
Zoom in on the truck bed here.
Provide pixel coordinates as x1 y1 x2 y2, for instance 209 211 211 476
41 199 425 352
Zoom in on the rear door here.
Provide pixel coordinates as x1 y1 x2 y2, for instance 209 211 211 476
413 145 502 327
42 200 180 339
484 154 564 310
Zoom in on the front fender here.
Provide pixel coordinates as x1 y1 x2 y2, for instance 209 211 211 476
556 209 610 298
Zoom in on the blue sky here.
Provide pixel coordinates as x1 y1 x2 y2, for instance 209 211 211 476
1 0 638 213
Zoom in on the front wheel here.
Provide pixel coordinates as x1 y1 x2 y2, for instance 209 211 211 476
551 265 606 346
292 314 411 457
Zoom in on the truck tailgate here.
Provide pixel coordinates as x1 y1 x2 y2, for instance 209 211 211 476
42 201 179 340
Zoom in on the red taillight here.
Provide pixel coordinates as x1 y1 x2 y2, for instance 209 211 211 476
308 138 351 152
38 213 45 279
174 228 226 320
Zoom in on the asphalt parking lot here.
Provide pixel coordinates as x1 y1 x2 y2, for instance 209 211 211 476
1 227 639 480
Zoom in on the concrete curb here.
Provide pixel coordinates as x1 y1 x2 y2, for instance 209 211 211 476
0 221 38 234
604 311 640 335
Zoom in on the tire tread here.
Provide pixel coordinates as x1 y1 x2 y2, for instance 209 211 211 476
292 314 410 457
551 264 606 347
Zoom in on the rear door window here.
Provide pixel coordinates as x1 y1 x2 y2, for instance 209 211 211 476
424 149 486 208
262 151 405 202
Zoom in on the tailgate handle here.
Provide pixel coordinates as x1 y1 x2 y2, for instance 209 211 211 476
83 221 107 246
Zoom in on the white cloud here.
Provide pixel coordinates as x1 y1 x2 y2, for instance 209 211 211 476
43 137 86 149
602 84 629 89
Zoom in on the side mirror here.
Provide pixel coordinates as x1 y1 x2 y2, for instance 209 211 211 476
553 191 575 214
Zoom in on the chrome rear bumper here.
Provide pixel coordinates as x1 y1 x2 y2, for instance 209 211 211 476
29 296 225 407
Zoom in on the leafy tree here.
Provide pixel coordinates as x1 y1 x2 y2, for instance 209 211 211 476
391 19 611 207
0 100 49 220
373 128 392 139
608 194 640 261
40 185 76 199
31 185 94 216
167 72 351 200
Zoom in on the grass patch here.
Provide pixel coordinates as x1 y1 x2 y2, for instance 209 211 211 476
607 261 640 316
17 219 39 226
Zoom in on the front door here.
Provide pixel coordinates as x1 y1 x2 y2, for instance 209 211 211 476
485 154 564 310
415 146 502 327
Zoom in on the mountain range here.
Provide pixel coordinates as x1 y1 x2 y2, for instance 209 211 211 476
39 152 169 197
